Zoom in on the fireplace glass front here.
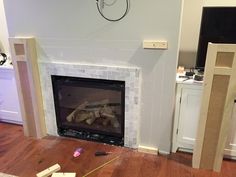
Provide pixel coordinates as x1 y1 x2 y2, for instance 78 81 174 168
51 75 125 146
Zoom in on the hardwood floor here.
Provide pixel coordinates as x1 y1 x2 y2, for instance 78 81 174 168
1 123 236 177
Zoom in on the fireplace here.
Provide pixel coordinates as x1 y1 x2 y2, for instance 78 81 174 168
51 75 125 145
40 62 140 148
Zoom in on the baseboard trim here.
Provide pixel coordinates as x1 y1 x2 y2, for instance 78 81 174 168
0 119 23 125
158 150 170 155
138 145 158 155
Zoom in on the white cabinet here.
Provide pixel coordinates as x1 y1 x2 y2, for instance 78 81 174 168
172 82 203 152
172 80 236 157
0 66 22 124
224 105 236 157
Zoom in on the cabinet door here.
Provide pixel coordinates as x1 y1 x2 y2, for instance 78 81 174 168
177 87 202 150
0 69 22 124
224 104 236 157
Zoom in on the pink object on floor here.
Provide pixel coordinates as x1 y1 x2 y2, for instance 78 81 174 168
73 148 83 157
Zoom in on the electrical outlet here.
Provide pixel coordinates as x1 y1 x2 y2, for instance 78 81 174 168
143 40 168 49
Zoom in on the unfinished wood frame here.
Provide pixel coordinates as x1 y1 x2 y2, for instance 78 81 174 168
9 37 46 138
51 173 76 177
193 43 236 171
36 164 61 177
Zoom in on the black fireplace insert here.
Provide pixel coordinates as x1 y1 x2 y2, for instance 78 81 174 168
51 75 125 146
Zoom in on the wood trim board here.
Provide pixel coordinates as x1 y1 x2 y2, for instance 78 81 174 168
193 43 236 171
9 37 46 138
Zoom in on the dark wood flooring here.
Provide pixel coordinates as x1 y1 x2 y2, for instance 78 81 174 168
1 123 236 177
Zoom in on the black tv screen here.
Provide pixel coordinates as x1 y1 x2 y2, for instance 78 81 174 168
196 7 236 69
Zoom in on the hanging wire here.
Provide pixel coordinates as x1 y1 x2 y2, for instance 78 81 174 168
104 0 118 6
96 0 130 22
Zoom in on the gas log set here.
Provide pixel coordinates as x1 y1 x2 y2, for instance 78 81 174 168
66 99 120 128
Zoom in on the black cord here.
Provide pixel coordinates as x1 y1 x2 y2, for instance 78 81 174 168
0 53 7 65
96 0 130 22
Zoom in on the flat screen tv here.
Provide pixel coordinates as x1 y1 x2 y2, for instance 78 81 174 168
196 7 236 69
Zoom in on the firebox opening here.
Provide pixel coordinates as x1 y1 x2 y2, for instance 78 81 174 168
51 75 125 146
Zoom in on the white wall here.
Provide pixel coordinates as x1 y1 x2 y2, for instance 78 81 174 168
204 0 236 6
3 0 182 152
178 0 203 68
178 0 236 68
0 0 9 53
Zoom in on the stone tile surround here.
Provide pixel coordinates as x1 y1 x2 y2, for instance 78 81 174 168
39 61 141 148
